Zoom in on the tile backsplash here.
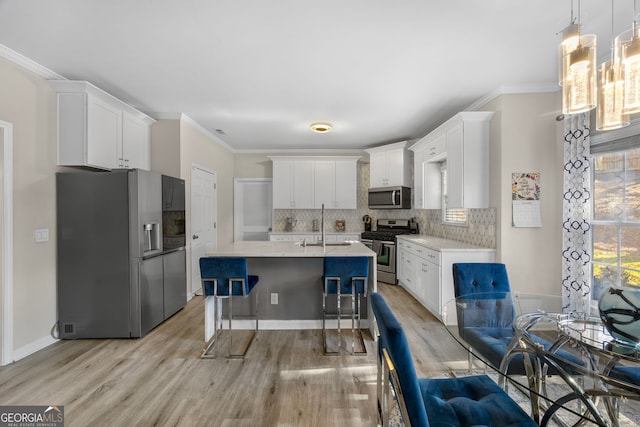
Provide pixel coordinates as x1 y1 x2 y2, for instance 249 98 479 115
273 162 496 248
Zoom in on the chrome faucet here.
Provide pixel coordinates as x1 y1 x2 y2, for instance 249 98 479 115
321 203 325 248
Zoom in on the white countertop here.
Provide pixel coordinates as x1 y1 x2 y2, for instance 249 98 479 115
210 240 375 258
269 231 361 235
396 235 495 252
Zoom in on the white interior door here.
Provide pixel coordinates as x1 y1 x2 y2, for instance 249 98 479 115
190 165 217 296
234 178 272 241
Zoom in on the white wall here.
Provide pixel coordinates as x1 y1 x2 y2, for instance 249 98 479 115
482 92 565 295
233 153 272 179
0 57 58 357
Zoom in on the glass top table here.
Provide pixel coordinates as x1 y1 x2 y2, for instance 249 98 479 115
442 292 640 427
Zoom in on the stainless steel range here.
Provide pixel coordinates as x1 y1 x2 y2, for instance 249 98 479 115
361 219 418 284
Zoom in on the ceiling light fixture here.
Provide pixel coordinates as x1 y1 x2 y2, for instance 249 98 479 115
310 122 333 133
617 0 640 115
597 0 629 130
560 0 597 115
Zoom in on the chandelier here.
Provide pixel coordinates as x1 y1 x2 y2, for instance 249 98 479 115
560 0 639 130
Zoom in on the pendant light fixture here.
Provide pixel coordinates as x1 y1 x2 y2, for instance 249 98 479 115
597 0 630 130
558 1 579 86
617 0 640 114
560 0 597 115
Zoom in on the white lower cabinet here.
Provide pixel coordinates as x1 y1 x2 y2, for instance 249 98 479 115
396 236 495 320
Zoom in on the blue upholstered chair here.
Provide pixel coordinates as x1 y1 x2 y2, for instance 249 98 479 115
452 263 585 379
322 256 369 355
199 257 259 358
371 292 537 427
451 263 521 373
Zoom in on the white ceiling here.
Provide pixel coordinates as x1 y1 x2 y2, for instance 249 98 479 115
0 0 633 152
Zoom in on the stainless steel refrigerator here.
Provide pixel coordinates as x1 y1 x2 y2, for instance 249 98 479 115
57 169 186 338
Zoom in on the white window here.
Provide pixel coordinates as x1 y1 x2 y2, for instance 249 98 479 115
591 145 640 297
441 162 468 226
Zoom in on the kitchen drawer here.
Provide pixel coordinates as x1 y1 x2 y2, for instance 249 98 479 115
402 241 440 265
269 234 291 241
416 246 440 265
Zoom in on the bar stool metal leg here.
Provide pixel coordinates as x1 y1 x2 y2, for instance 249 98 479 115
351 277 367 355
323 276 340 356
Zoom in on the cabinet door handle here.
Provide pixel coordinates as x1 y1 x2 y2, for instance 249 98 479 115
192 234 199 240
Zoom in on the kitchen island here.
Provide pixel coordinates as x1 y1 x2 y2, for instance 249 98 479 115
203 241 377 342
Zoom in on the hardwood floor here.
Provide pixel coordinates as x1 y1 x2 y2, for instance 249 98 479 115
0 283 466 426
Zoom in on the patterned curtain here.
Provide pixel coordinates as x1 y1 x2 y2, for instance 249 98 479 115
562 113 592 315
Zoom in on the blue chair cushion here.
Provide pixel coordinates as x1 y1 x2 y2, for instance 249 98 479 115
323 256 369 294
199 257 259 296
609 365 640 387
462 327 584 376
420 375 537 427
453 263 512 297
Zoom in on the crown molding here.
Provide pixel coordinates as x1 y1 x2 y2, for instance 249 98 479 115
152 113 236 153
466 83 560 111
0 43 65 80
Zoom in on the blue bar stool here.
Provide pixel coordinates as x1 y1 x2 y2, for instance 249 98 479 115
199 257 259 358
322 256 369 355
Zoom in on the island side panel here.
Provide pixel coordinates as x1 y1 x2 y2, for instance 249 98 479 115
250 257 324 325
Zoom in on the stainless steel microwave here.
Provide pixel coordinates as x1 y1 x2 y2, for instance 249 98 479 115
368 186 411 209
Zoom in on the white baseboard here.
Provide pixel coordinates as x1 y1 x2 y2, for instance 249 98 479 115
12 335 58 362
224 319 370 330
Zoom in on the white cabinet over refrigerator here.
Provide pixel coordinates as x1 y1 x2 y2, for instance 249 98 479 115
50 80 154 171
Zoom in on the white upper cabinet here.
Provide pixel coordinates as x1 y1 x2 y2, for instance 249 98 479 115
272 158 315 209
410 112 494 209
85 94 121 169
365 141 411 188
50 80 154 170
270 156 359 210
314 158 358 209
121 110 151 170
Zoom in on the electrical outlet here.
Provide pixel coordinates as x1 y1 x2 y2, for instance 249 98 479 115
271 293 278 305
34 228 49 243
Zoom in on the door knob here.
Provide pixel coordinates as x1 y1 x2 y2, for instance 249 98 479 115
192 234 199 240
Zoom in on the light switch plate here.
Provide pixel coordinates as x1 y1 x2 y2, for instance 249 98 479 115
271 293 278 305
34 228 49 243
